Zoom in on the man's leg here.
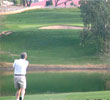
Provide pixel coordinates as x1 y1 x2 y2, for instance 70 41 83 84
20 76 26 100
21 88 25 100
16 88 21 100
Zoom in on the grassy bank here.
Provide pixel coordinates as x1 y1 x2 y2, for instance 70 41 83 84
0 91 110 100
0 72 105 96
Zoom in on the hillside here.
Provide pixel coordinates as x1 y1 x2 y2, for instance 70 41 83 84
0 8 103 65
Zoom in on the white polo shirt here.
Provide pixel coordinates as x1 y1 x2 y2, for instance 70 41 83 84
13 59 29 75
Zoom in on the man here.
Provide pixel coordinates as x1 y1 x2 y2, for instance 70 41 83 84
13 52 29 100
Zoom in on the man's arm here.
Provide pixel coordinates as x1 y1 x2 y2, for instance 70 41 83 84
13 60 16 70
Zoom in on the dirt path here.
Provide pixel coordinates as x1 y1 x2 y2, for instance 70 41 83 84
0 62 110 73
0 6 42 15
0 5 76 15
0 66 110 73
0 6 24 12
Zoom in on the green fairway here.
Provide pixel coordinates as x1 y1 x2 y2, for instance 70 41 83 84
5 8 82 30
0 29 100 64
0 7 110 100
0 8 102 64
0 91 110 100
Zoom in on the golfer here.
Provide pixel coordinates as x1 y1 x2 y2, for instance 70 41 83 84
13 52 29 100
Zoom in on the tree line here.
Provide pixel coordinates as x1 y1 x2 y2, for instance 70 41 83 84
0 0 32 6
79 0 110 54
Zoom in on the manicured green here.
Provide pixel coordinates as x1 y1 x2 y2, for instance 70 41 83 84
0 91 110 100
0 72 105 96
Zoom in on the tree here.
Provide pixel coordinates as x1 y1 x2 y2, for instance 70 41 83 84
26 0 32 7
79 0 110 53
54 0 60 6
0 0 3 6
22 0 32 7
13 0 17 5
55 0 72 7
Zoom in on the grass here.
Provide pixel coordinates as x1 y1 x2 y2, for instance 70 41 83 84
0 72 105 96
0 91 110 100
0 8 102 64
5 8 82 29
0 29 100 64
0 7 109 100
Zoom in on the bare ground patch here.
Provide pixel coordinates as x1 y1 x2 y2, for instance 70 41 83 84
0 50 19 57
0 6 42 15
0 31 13 37
0 51 6 54
39 25 83 30
0 62 110 74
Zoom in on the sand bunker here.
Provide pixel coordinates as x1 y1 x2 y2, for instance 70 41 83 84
39 25 83 30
